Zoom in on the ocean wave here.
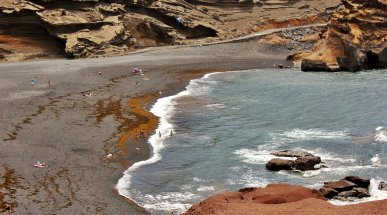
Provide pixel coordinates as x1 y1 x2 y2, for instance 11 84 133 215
308 149 356 163
303 169 322 178
281 128 348 140
371 154 381 166
266 129 348 147
234 149 289 164
375 126 387 142
141 192 196 214
205 103 226 109
322 164 387 175
197 186 215 192
185 74 221 96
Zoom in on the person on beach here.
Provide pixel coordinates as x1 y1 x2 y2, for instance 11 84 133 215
5 204 11 214
31 79 35 86
139 130 145 138
159 131 161 138
170 130 173 137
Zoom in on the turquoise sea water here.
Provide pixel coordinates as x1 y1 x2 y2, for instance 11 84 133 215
117 69 387 214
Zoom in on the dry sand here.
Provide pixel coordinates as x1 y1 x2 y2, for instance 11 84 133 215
0 41 292 214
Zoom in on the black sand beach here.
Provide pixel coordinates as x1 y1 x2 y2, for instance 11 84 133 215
0 40 292 214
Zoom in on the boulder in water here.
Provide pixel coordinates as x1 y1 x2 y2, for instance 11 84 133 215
265 158 294 171
379 181 387 191
293 155 321 171
344 176 370 189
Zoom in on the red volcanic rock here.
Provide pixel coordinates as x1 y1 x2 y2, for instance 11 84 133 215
324 180 356 192
319 187 339 199
184 184 387 215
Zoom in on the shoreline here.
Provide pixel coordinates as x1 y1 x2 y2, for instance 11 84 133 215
0 40 292 214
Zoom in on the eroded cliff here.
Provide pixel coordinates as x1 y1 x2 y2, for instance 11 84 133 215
289 0 387 72
0 0 341 62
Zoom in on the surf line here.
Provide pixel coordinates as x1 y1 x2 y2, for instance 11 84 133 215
116 69 226 201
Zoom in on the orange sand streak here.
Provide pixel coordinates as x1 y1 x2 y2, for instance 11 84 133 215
116 93 160 167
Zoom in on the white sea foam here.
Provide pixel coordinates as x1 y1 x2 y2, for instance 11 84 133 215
329 178 387 205
303 169 322 178
234 149 292 164
185 73 220 96
324 165 387 176
375 126 387 142
267 129 348 147
197 186 215 192
206 103 226 109
308 149 356 163
282 128 348 140
371 154 381 166
141 192 197 214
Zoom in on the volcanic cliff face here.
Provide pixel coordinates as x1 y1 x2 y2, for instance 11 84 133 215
289 0 387 72
0 0 341 62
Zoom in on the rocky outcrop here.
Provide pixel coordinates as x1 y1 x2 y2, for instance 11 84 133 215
319 176 371 200
266 150 321 172
184 183 387 215
378 181 387 191
289 0 387 72
301 59 334 71
265 158 294 171
183 184 325 215
0 0 341 61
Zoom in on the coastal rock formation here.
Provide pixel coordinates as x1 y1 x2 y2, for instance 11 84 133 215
378 181 387 191
265 158 294 171
293 155 321 171
319 176 371 200
183 184 325 215
266 150 321 171
301 59 334 72
0 0 341 61
184 183 387 215
289 0 387 72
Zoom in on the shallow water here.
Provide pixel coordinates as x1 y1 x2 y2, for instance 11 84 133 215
117 69 387 214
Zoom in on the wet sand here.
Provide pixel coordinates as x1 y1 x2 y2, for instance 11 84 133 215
0 41 292 214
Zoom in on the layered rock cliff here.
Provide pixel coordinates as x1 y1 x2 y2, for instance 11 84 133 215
289 0 387 72
0 0 341 62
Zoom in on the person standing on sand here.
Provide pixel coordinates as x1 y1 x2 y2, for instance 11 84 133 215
170 130 173 137
5 204 11 215
159 131 161 138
